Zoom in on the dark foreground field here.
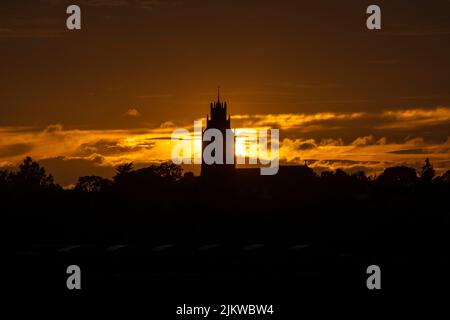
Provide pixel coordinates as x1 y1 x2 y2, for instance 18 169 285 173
9 204 450 315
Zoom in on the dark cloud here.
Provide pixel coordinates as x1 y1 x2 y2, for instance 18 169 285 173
39 156 116 187
74 139 154 157
145 136 173 141
316 160 380 166
309 160 386 176
0 143 34 158
388 148 426 155
297 142 317 150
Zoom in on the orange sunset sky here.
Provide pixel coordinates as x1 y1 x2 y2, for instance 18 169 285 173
1 0 450 186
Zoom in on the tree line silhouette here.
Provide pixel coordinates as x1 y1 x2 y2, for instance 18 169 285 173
1 156 449 197
4 156 450 244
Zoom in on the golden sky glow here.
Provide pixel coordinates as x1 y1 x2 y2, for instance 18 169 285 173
1 106 450 186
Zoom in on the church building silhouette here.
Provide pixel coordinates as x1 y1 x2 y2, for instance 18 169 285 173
201 87 236 178
200 87 310 180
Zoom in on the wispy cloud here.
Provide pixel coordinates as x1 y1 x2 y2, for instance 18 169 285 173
231 106 450 133
1 106 450 185
379 106 450 129
232 112 367 131
124 108 141 117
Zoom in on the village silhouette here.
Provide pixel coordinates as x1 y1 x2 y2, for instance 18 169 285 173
7 95 450 298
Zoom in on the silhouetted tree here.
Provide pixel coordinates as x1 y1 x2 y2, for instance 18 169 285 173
2 155 449 218
317 168 358 198
440 170 450 184
420 158 435 183
115 163 134 176
0 169 9 182
74 176 112 193
376 166 418 190
109 161 183 207
277 164 317 181
152 162 183 181
351 171 369 183
320 168 350 184
183 171 195 179
0 170 10 191
320 170 334 179
11 157 56 190
113 162 135 185
334 168 349 178
351 171 370 193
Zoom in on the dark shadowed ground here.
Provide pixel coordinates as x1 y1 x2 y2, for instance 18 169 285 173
6 158 450 315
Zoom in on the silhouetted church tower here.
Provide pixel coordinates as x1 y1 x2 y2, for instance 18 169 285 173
201 87 236 178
